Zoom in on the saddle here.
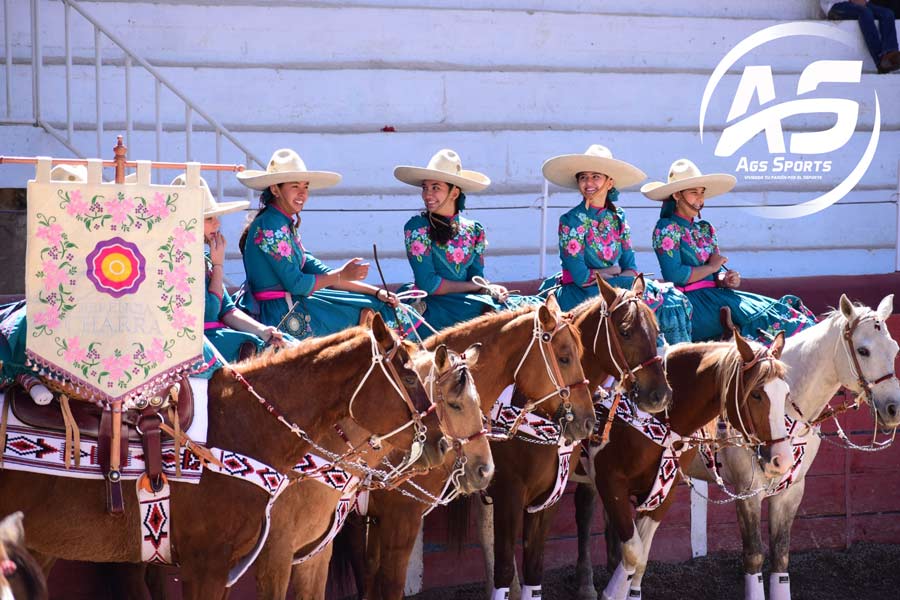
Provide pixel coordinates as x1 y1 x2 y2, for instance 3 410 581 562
6 378 194 514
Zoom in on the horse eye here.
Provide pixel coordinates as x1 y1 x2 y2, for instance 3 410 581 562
751 391 762 401
858 347 870 358
559 356 571 365
403 375 418 387
448 401 463 412
619 328 630 339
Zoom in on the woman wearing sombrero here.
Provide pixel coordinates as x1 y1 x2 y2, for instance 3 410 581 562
539 145 693 345
236 149 404 340
394 149 540 336
646 159 817 342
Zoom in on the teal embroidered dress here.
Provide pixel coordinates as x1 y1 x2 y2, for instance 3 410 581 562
539 201 693 345
237 205 403 340
201 256 266 369
0 301 30 386
652 211 817 342
400 213 539 336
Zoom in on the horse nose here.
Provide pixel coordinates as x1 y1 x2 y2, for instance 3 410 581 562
584 415 596 436
438 437 451 458
477 462 494 485
887 402 898 419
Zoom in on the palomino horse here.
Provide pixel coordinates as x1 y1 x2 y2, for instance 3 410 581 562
312 295 597 600
0 512 47 600
477 275 673 599
678 294 900 600
250 343 491 599
0 315 444 599
574 332 794 600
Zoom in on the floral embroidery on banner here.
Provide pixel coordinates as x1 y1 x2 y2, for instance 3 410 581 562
254 224 299 263
156 219 199 340
58 189 177 233
32 213 78 336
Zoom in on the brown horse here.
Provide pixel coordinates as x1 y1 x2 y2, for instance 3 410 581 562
302 295 596 600
0 512 47 600
481 276 672 599
0 314 444 599
573 332 793 600
250 343 491 599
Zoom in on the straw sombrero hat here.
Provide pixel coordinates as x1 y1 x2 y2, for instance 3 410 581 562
236 148 341 191
641 159 736 201
541 145 646 190
170 174 249 218
394 149 490 193
50 164 87 182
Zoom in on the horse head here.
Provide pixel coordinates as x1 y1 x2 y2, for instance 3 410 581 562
577 275 672 414
415 344 494 493
512 295 595 444
835 294 900 429
724 330 792 478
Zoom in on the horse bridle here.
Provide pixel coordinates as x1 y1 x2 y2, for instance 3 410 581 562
423 353 488 451
841 313 897 407
506 308 590 435
591 289 663 391
729 347 787 448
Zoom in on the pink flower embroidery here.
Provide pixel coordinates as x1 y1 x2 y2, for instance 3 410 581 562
146 338 167 363
101 354 132 382
66 190 90 217
277 240 292 257
450 247 466 264
409 240 426 257
63 337 88 363
172 226 196 250
660 237 675 252
147 192 169 219
41 259 68 292
164 263 191 295
34 304 61 329
104 196 135 225
697 249 710 262
566 239 582 256
36 223 64 246
171 306 195 330
601 246 615 261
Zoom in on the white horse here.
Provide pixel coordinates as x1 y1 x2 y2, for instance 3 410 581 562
676 294 900 600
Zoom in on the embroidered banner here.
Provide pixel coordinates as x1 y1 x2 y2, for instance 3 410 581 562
25 161 205 403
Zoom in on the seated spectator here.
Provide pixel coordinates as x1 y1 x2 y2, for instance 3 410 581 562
822 0 900 73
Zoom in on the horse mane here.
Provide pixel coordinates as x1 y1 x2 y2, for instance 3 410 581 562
425 304 537 349
694 341 788 419
234 325 374 376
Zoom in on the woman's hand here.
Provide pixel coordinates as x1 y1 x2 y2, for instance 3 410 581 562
338 258 370 282
592 265 622 280
262 326 287 347
707 253 728 270
376 289 401 307
490 284 510 303
722 270 741 289
208 231 226 266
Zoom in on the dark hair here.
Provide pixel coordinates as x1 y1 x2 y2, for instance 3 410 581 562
422 184 466 245
239 185 277 255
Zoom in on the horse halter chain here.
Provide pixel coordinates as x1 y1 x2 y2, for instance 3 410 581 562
505 309 590 437
591 289 663 394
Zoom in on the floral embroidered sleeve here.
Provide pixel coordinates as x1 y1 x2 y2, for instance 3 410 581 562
465 222 487 280
616 211 638 273
250 222 319 297
404 222 443 294
558 213 592 287
652 219 693 286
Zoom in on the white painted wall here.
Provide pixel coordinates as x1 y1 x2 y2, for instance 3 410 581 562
1 0 896 288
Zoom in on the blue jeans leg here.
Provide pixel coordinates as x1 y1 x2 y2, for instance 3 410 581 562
872 3 899 53
829 2 885 66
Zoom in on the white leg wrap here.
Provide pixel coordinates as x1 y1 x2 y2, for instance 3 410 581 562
627 588 642 599
769 572 791 600
521 584 542 599
744 573 765 600
491 588 511 600
602 563 635 600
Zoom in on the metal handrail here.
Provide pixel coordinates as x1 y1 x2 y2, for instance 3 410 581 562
8 0 262 200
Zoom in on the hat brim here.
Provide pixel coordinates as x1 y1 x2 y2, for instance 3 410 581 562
236 170 342 191
541 155 646 190
640 174 736 201
205 200 250 218
393 166 490 193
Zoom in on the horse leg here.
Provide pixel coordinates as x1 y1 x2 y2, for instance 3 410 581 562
574 482 598 600
767 479 805 600
597 484 640 600
475 499 496 599
371 517 423 600
491 483 526 599
602 507 622 571
520 503 559 599
624 515 663 600
254 519 295 600
289 544 332 600
145 565 170 599
735 493 766 600
179 555 231 600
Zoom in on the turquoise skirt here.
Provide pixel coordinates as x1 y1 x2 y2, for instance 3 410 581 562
0 302 29 385
685 287 817 343
539 273 693 345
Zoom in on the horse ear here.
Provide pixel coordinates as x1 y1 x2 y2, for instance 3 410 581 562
597 274 617 303
877 294 894 322
769 331 786 359
463 342 482 368
734 330 756 363
840 294 857 322
538 303 557 332
362 310 375 329
369 313 394 351
0 511 25 545
544 293 561 314
631 273 646 296
434 344 450 373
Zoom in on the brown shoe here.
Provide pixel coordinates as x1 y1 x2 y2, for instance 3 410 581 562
878 52 900 73
888 50 900 69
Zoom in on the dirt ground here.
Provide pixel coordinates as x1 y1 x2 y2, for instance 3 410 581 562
406 542 900 600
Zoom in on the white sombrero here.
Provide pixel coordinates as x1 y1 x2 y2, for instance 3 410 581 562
541 145 646 190
170 174 249 218
50 164 87 182
641 159 736 201
236 148 342 191
393 149 490 193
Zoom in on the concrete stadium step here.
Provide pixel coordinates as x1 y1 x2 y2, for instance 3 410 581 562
8 64 897 133
7 3 879 73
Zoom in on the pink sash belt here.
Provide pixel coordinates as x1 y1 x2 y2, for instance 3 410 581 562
204 321 226 330
253 290 288 301
676 280 716 293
